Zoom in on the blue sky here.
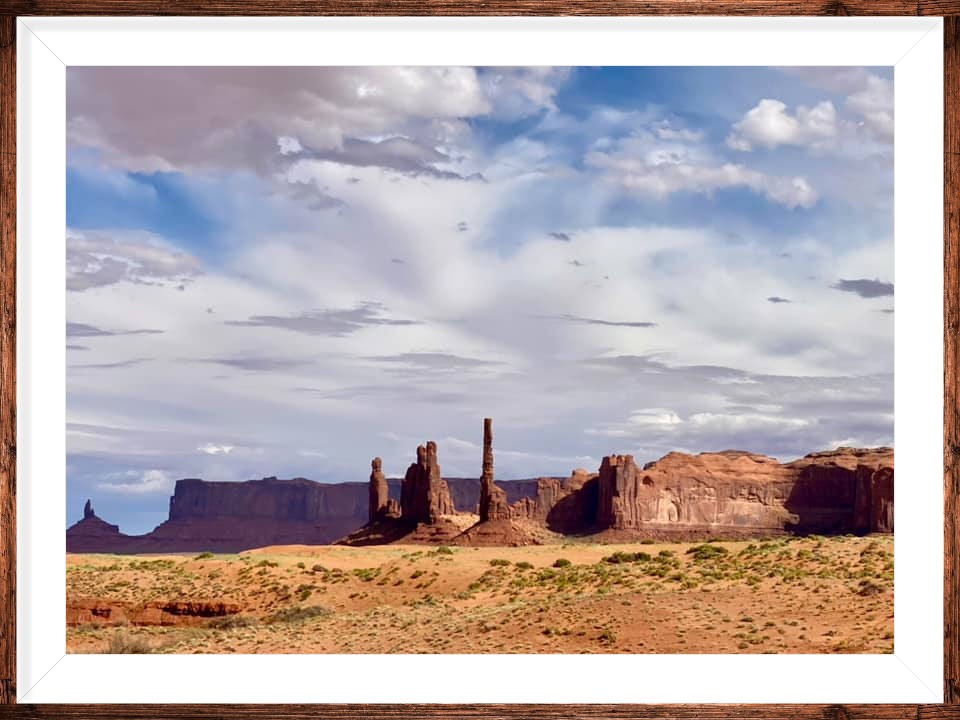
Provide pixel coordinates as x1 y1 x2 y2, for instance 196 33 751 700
66 66 894 534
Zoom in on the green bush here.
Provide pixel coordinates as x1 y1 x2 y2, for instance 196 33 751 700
553 558 572 568
686 544 729 561
515 561 534 570
489 559 511 567
193 552 214 560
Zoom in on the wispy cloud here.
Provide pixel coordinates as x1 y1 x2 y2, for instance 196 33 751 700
832 278 893 298
67 322 163 338
225 302 419 337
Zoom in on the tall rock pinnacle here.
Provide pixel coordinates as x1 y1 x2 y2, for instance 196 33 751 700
369 457 389 523
478 417 509 521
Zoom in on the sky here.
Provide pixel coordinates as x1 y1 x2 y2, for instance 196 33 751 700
65 66 894 534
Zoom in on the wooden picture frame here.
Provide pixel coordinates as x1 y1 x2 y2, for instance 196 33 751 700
0 3 950 716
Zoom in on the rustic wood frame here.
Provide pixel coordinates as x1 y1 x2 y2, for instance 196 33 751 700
0 4 949 716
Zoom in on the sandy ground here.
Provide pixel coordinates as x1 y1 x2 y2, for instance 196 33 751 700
67 534 893 654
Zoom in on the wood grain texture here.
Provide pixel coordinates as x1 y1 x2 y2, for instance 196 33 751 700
0 1 952 715
949 16 960 706
0 705 934 719
0 15 13 710
0 0 957 15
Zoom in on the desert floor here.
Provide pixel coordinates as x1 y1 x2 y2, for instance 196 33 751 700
67 534 893 654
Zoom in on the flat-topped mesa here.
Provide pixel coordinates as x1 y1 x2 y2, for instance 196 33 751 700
478 418 509 521
368 457 391 523
400 441 456 525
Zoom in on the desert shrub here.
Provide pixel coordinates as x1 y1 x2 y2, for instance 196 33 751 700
598 628 617 645
857 580 885 596
435 546 454 555
553 558 571 568
641 539 655 545
105 630 153 654
489 559 511 567
352 567 380 582
194 552 214 560
602 551 650 564
207 614 257 630
515 561 534 570
686 544 729 561
256 559 279 568
265 605 332 624
296 562 305 569
311 564 327 573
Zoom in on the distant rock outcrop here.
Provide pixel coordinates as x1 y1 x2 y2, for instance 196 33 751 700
66 501 124 552
67 419 895 553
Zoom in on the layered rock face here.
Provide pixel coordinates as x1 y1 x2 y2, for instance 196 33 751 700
585 447 894 535
400 441 456 524
478 418 509 522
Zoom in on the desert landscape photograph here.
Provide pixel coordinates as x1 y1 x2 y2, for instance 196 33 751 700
65 65 894 654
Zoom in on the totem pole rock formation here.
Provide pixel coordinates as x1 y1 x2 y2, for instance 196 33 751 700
400 441 456 524
478 418 509 521
84 498 95 520
368 457 390 523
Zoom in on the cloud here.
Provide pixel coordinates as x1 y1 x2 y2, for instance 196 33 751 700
284 180 343 211
225 302 419 337
96 469 173 495
846 74 894 144
832 278 894 298
193 356 311 372
735 70 893 151
726 99 839 151
70 358 153 370
586 128 818 209
306 136 465 178
67 230 202 292
767 296 791 304
197 443 235 455
362 352 502 370
296 384 470 405
67 67 567 176
66 322 163 338
547 314 657 329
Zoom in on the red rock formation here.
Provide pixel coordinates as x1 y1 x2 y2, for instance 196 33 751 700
478 418 509 521
596 454 643 530
66 502 124 553
369 457 390 523
509 470 598 533
400 441 456 524
589 447 894 535
67 599 241 627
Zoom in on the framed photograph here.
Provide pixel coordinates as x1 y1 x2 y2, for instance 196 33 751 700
0 7 952 716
